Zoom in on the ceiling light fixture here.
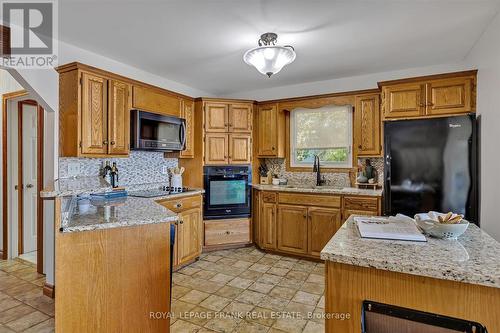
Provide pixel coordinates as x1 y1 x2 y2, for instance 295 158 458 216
243 32 296 78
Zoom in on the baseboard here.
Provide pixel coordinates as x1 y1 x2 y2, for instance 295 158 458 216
43 283 55 298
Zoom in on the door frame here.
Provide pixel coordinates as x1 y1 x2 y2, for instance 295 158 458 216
2 91 45 274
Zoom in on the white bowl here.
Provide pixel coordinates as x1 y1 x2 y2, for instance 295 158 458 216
415 212 469 239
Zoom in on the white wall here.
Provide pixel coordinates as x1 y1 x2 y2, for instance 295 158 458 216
465 11 500 241
224 63 471 101
0 70 23 251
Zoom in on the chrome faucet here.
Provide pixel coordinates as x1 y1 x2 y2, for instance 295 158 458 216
312 155 324 186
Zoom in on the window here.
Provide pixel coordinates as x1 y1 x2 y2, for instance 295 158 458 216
290 105 352 168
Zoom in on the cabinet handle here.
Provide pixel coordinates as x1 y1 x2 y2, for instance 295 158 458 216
110 141 116 145
103 140 108 145
179 220 184 224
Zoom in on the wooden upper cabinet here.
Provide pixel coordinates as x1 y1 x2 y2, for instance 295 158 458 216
354 94 381 156
108 80 131 155
257 104 278 156
308 207 341 257
277 205 308 255
229 134 251 164
80 72 108 155
177 207 202 264
204 133 228 165
382 83 425 119
426 77 472 115
132 85 180 117
205 102 228 132
380 71 477 120
180 99 195 158
260 202 276 250
229 103 252 132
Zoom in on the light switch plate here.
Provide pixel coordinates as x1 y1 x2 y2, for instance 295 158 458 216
67 162 81 177
161 166 169 175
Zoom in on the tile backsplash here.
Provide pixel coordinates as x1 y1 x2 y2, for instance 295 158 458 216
59 151 178 186
262 157 384 187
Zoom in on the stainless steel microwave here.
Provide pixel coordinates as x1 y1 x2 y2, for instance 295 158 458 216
130 110 186 152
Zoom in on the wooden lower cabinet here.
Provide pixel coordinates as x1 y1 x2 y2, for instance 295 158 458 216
177 207 202 264
277 205 308 255
260 202 277 250
204 218 251 248
157 194 203 269
255 190 381 258
308 207 342 257
56 219 170 332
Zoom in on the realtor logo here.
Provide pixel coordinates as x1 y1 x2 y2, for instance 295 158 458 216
1 0 58 68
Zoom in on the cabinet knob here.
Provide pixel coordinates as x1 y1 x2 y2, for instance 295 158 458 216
358 145 362 149
175 203 182 208
110 141 116 145
272 147 276 150
225 231 230 235
179 220 184 224
103 140 109 145
303 214 307 218
427 102 434 106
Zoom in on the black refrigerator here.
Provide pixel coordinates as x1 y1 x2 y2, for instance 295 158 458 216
384 114 478 224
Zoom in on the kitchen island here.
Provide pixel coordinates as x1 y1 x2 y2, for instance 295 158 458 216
321 216 500 332
42 177 203 333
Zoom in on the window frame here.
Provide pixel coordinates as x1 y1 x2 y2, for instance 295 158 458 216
289 105 353 169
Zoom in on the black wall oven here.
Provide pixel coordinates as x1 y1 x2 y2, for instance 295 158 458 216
204 166 252 220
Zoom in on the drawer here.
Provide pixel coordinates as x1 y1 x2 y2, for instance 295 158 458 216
278 192 341 208
157 195 201 213
204 218 251 246
262 191 277 203
343 196 379 211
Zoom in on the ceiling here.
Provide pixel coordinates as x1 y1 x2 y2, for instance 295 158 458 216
59 0 500 96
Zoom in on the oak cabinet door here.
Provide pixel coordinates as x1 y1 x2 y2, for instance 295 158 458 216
257 104 277 156
204 133 228 165
108 80 131 155
177 207 202 265
205 102 228 132
229 103 252 133
382 83 424 119
355 94 381 156
426 78 472 116
80 72 108 155
277 205 308 255
308 208 341 257
229 134 251 164
180 100 195 158
260 202 276 250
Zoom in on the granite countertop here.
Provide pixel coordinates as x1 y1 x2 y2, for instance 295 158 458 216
321 216 500 289
253 184 383 197
41 176 112 198
60 196 178 233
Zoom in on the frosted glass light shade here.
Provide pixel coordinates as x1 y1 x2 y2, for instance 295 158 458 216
243 45 296 77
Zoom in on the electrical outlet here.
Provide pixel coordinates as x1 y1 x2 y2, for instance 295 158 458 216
161 166 169 175
67 162 81 177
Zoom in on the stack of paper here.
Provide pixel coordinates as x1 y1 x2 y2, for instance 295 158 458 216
354 216 426 242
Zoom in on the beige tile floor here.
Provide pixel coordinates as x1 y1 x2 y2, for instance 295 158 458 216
171 246 325 333
0 247 325 333
0 258 54 332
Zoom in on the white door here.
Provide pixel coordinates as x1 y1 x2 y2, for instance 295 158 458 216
22 103 38 254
